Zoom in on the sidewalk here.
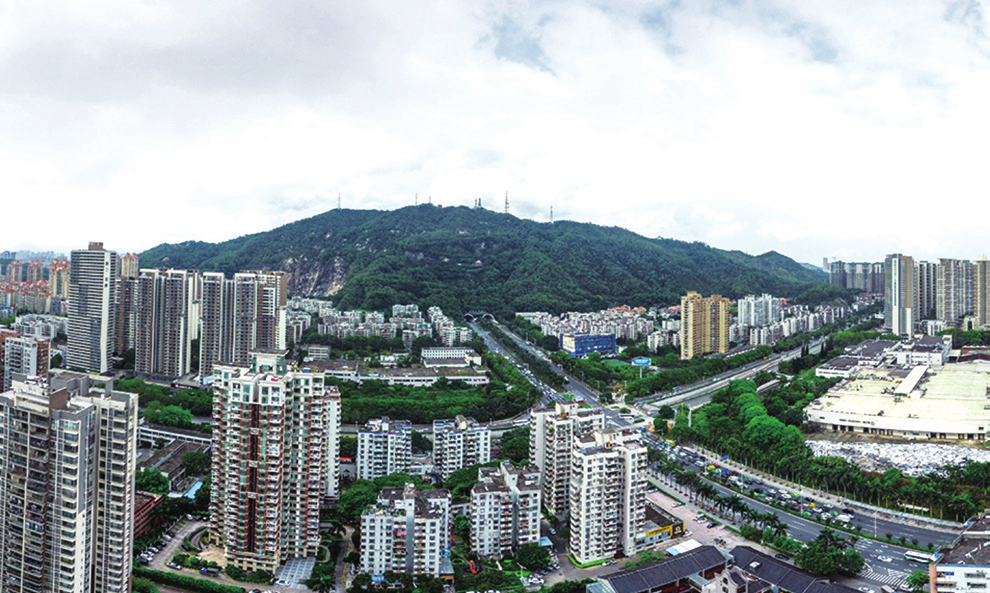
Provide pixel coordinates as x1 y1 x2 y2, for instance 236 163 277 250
693 445 963 533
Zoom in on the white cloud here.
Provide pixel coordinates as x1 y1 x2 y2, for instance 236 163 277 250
0 0 987 263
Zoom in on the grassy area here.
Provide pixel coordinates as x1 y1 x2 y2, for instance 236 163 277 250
568 553 610 569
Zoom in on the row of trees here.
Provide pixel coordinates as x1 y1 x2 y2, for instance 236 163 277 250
670 379 988 521
624 346 773 399
479 319 566 390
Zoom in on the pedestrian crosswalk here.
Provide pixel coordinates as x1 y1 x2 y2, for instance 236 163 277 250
860 569 905 586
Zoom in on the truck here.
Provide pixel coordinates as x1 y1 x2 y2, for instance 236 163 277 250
835 514 852 525
199 568 220 577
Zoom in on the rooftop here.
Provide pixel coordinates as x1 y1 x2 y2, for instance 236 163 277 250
941 538 990 565
598 545 728 593
730 546 857 593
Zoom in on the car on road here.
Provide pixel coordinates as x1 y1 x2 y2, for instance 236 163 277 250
706 522 717 528
877 556 893 563
858 588 874 593
549 528 556 535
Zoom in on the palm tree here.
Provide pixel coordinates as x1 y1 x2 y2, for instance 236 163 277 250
765 514 788 539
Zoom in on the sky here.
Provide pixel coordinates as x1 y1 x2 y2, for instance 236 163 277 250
2 0 989 264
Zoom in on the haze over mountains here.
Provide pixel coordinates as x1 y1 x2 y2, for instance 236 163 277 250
140 205 834 318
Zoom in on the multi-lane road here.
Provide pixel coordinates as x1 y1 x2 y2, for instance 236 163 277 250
476 319 960 589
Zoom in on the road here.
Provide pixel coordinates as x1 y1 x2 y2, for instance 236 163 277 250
483 320 961 583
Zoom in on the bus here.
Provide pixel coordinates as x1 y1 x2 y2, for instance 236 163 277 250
904 550 936 563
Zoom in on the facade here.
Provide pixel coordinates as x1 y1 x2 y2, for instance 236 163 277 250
917 261 939 321
433 416 491 481
119 253 139 279
736 294 780 328
0 378 139 593
680 292 730 360
560 333 617 358
199 271 288 375
357 417 412 481
115 276 137 356
470 462 541 559
4 261 23 283
569 428 647 565
134 269 199 378
937 259 973 326
67 243 119 373
884 253 916 336
975 258 990 329
529 401 605 518
828 261 884 293
0 331 49 391
210 351 336 572
360 484 451 577
47 260 70 299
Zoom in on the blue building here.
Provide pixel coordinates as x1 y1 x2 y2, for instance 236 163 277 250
561 333 616 357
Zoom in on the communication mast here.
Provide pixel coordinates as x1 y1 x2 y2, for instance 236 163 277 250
504 191 509 214
550 205 554 224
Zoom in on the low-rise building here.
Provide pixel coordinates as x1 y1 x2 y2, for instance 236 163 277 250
470 462 541 558
561 333 616 358
134 492 165 538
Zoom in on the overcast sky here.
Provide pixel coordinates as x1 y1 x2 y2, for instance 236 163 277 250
3 1 988 264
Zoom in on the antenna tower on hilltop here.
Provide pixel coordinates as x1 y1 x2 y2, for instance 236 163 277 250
504 191 509 214
337 194 341 209
550 205 554 224
415 193 418 206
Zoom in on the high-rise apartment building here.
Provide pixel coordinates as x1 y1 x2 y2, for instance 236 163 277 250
0 376 138 593
916 261 938 321
210 351 338 572
680 292 730 360
67 243 119 373
357 417 412 481
470 462 541 559
828 261 885 293
569 428 647 565
530 401 604 518
975 258 990 329
115 276 137 356
433 415 491 481
199 271 288 374
360 484 451 577
26 261 45 286
134 269 199 378
0 331 49 391
119 254 139 279
937 259 973 326
5 260 23 283
48 259 70 298
323 386 342 506
736 294 780 328
884 254 916 336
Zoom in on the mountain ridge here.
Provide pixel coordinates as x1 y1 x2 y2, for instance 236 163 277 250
140 205 834 317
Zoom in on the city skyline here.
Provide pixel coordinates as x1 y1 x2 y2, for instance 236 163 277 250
2 2 988 262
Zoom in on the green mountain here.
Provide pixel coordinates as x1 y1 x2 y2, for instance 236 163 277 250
140 205 833 318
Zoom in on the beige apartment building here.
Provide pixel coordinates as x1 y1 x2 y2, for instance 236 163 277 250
680 291 730 360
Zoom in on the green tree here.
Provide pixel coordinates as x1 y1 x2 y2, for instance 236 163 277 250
906 570 929 593
516 542 551 570
195 474 212 510
795 527 864 578
657 405 675 419
453 514 471 544
136 468 170 494
181 451 211 476
340 436 358 459
411 431 433 453
499 426 530 463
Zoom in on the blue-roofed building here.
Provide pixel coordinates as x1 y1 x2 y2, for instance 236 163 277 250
561 333 616 358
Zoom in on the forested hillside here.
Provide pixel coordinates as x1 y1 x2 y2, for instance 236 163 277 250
140 205 833 317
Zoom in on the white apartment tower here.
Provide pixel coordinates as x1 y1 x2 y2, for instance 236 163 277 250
470 462 541 559
433 415 491 481
0 377 138 593
357 417 412 480
210 351 336 572
67 243 118 373
530 401 605 518
884 253 916 336
736 294 780 329
360 484 451 577
135 269 199 378
0 331 50 392
199 271 289 375
322 386 343 505
569 428 647 565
